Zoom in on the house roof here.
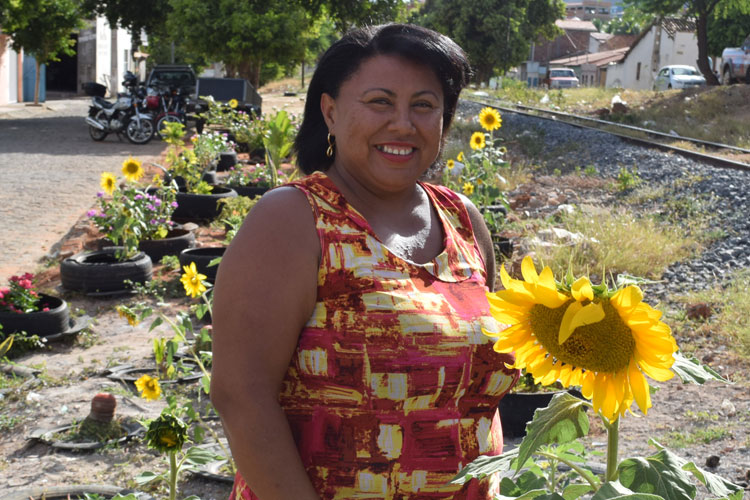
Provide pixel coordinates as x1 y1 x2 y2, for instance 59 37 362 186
555 19 598 32
549 47 629 67
591 32 613 43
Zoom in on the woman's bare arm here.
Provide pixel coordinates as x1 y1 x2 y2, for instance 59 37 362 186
211 186 321 500
461 196 497 292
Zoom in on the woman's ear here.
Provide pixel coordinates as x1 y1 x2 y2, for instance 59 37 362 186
320 93 336 132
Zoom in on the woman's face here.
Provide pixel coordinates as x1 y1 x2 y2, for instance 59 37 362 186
321 54 444 196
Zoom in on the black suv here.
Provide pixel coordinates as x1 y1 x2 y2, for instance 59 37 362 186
146 64 197 96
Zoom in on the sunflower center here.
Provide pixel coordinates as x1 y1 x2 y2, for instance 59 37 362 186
529 299 635 373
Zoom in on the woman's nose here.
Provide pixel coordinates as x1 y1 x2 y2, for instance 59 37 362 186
388 104 416 133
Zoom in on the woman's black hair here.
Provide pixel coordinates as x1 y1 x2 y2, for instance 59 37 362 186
294 23 472 175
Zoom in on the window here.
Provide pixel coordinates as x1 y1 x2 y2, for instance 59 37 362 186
636 62 641 80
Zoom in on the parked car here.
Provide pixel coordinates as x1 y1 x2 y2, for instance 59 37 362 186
544 68 580 89
653 65 706 90
146 64 197 96
721 34 750 84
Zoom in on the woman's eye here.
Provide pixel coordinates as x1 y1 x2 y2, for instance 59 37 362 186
369 98 391 105
414 101 434 109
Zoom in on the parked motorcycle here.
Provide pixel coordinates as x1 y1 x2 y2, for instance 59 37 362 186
84 71 155 144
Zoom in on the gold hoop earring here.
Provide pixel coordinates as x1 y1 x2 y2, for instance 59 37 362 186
326 133 335 158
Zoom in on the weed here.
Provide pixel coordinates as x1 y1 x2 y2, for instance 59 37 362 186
528 206 697 280
0 414 20 432
683 410 719 422
664 426 732 448
615 165 641 191
584 165 597 176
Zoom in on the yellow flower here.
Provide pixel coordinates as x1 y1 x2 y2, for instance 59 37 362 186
485 256 678 422
499 146 507 154
228 98 239 109
116 306 140 326
462 182 475 196
180 262 207 298
470 132 486 150
100 172 117 195
121 157 144 182
479 107 502 131
446 159 455 170
152 174 162 187
457 152 465 162
135 374 162 401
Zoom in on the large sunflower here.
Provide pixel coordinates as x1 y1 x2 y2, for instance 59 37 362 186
485 257 677 422
121 156 144 182
479 107 502 131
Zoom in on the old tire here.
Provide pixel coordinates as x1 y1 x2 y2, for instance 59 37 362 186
217 151 238 171
60 248 152 295
0 294 70 337
723 67 733 85
172 186 237 222
179 247 226 284
0 484 151 500
138 228 196 263
228 184 269 198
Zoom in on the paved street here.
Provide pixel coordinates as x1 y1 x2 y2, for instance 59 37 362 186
0 98 168 279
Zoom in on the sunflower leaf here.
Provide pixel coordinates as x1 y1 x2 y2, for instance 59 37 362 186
681 461 745 499
617 443 697 500
671 352 730 384
563 484 594 499
590 481 662 500
450 448 519 484
517 392 589 472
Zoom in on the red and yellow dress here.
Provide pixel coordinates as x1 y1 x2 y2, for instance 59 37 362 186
230 172 518 499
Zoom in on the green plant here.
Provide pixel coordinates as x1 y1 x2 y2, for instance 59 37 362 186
584 164 597 176
664 426 732 448
454 260 743 499
616 165 640 191
442 107 510 210
0 273 42 313
263 109 298 186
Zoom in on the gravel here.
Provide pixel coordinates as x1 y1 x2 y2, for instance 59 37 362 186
458 99 750 301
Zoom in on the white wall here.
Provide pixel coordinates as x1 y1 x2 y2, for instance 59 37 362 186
606 25 700 89
95 17 112 90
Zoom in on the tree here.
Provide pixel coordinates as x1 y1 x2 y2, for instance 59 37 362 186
299 0 406 33
167 0 315 89
602 6 654 35
0 0 85 104
81 0 171 51
707 2 750 57
623 0 750 85
415 0 564 83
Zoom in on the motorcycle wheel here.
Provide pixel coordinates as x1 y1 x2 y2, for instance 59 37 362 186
156 113 184 140
88 110 108 141
125 118 155 145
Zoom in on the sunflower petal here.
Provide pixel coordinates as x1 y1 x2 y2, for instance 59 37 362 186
635 354 675 381
611 285 644 312
521 256 539 283
559 301 583 344
628 358 651 415
571 277 594 302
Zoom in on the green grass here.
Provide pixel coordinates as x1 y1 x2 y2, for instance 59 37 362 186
664 426 732 448
527 205 699 280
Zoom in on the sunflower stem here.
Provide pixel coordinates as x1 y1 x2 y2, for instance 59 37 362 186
168 450 178 500
605 417 620 482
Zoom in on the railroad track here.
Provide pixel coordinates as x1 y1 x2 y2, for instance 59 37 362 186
467 96 750 171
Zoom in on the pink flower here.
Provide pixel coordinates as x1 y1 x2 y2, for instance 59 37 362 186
42 307 50 312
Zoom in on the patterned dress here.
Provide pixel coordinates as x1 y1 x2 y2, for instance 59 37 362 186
230 172 518 499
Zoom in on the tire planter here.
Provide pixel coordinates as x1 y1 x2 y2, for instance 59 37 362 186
499 389 584 438
180 247 226 284
138 227 196 263
217 151 238 171
0 294 69 337
172 186 237 222
27 418 144 451
106 365 203 392
227 184 269 198
0 485 153 500
60 248 153 296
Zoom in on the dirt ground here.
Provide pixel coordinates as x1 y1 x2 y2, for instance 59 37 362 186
1 91 749 499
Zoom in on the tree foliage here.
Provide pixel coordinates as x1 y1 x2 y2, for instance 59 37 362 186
707 2 750 56
601 6 654 35
81 0 170 39
167 0 314 88
624 0 750 84
300 0 406 33
0 0 85 103
414 0 564 83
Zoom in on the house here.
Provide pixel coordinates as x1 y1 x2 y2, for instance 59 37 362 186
604 17 698 89
521 19 598 86
549 46 629 86
565 0 612 22
0 17 138 104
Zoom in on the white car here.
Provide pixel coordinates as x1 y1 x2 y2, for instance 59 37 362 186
653 65 706 90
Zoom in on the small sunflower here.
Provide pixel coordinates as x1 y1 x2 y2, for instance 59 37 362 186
117 305 140 326
100 172 117 196
228 98 239 109
121 157 144 182
462 182 475 196
470 132 486 150
145 412 188 453
446 159 455 170
180 262 207 298
457 152 465 162
479 107 502 131
151 174 162 187
135 374 161 401
485 257 678 422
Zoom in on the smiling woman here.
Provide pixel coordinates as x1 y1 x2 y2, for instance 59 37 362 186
210 24 518 500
